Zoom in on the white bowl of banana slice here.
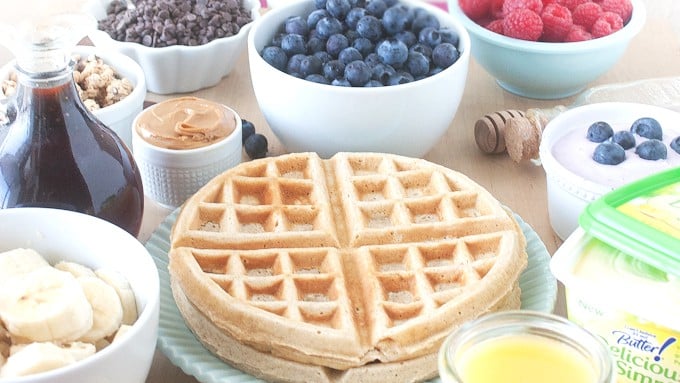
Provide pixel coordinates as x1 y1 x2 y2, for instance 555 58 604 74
0 208 159 382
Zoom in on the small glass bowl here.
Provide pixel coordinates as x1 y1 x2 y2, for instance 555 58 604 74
438 310 614 383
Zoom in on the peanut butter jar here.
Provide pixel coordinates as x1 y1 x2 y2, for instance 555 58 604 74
132 96 242 207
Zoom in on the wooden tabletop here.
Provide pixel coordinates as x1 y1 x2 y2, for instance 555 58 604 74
1 0 679 381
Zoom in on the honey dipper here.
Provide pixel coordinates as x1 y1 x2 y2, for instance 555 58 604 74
474 106 567 162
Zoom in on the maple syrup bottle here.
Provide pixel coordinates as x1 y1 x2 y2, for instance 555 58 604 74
0 14 144 236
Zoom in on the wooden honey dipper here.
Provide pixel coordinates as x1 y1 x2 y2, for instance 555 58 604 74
474 106 568 163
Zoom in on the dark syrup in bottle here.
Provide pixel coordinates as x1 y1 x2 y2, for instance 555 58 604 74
0 65 144 236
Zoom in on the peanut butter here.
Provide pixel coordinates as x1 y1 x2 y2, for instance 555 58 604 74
135 97 236 150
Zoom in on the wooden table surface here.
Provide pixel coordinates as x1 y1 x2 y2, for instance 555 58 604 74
1 0 679 381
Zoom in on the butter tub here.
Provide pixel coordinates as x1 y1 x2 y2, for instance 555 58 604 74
551 167 680 383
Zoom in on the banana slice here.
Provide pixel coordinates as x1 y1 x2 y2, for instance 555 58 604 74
77 276 123 343
54 261 96 278
0 268 93 342
0 342 76 378
110 324 133 344
0 248 49 289
95 268 138 325
60 341 96 362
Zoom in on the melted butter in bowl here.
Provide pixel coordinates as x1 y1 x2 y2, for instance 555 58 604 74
135 97 237 150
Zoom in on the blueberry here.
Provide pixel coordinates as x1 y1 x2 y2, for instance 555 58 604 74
299 55 323 77
635 139 667 160
394 30 417 46
405 51 430 77
610 130 636 150
364 52 382 67
593 142 625 165
371 62 396 83
356 15 383 41
307 9 329 29
315 16 344 39
326 0 352 19
326 33 350 57
630 117 663 140
432 42 459 68
306 73 331 84
285 16 309 36
409 43 432 59
387 71 414 85
418 26 442 47
364 80 384 87
343 7 365 28
313 50 332 64
376 37 408 66
306 36 326 53
382 5 409 34
365 0 387 17
586 121 614 143
352 37 374 57
439 27 460 46
281 33 307 56
241 119 255 144
411 12 439 34
314 0 327 9
323 59 345 81
344 60 371 86
671 136 680 154
261 46 288 71
286 53 307 75
244 133 268 159
338 46 363 64
332 78 352 86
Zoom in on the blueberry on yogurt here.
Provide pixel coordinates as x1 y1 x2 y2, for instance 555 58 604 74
635 139 667 160
630 117 663 140
593 142 626 165
610 130 636 150
587 121 614 143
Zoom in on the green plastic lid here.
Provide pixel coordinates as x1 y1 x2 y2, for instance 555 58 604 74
578 166 680 278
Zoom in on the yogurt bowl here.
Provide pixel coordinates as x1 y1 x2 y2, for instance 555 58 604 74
538 102 680 240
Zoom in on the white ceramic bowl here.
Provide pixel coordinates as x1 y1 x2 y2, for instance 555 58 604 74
131 98 243 208
247 0 470 158
539 102 680 240
447 0 646 99
0 207 159 383
85 0 260 95
0 46 146 148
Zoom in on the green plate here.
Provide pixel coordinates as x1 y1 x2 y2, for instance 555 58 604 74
147 209 557 383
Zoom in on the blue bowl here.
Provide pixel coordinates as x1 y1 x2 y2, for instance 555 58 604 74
447 0 646 99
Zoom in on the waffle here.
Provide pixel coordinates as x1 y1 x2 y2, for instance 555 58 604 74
168 152 527 378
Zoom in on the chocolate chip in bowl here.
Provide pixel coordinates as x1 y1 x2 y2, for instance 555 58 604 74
85 0 261 94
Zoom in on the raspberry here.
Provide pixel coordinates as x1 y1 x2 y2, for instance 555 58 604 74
459 0 492 21
503 9 543 41
485 18 504 34
564 24 592 41
541 3 573 42
599 0 633 23
572 2 603 30
489 0 504 19
556 0 588 11
591 11 623 38
502 0 543 17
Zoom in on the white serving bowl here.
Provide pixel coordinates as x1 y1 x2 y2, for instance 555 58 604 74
0 45 146 148
85 0 260 94
539 102 680 240
247 0 470 158
0 207 160 383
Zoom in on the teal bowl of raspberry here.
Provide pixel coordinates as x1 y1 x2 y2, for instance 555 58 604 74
448 0 646 99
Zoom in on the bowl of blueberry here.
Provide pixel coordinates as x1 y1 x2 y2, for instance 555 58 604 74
247 0 470 158
538 102 680 240
449 0 645 99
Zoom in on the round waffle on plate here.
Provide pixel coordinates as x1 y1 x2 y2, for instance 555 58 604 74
168 152 527 382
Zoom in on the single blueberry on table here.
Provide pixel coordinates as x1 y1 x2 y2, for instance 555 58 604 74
432 42 459 68
592 142 626 165
671 136 680 154
635 139 667 160
244 134 268 159
241 119 256 144
630 117 663 140
586 121 614 143
376 37 408 66
610 130 636 150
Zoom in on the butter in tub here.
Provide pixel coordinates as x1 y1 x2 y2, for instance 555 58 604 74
551 167 680 383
